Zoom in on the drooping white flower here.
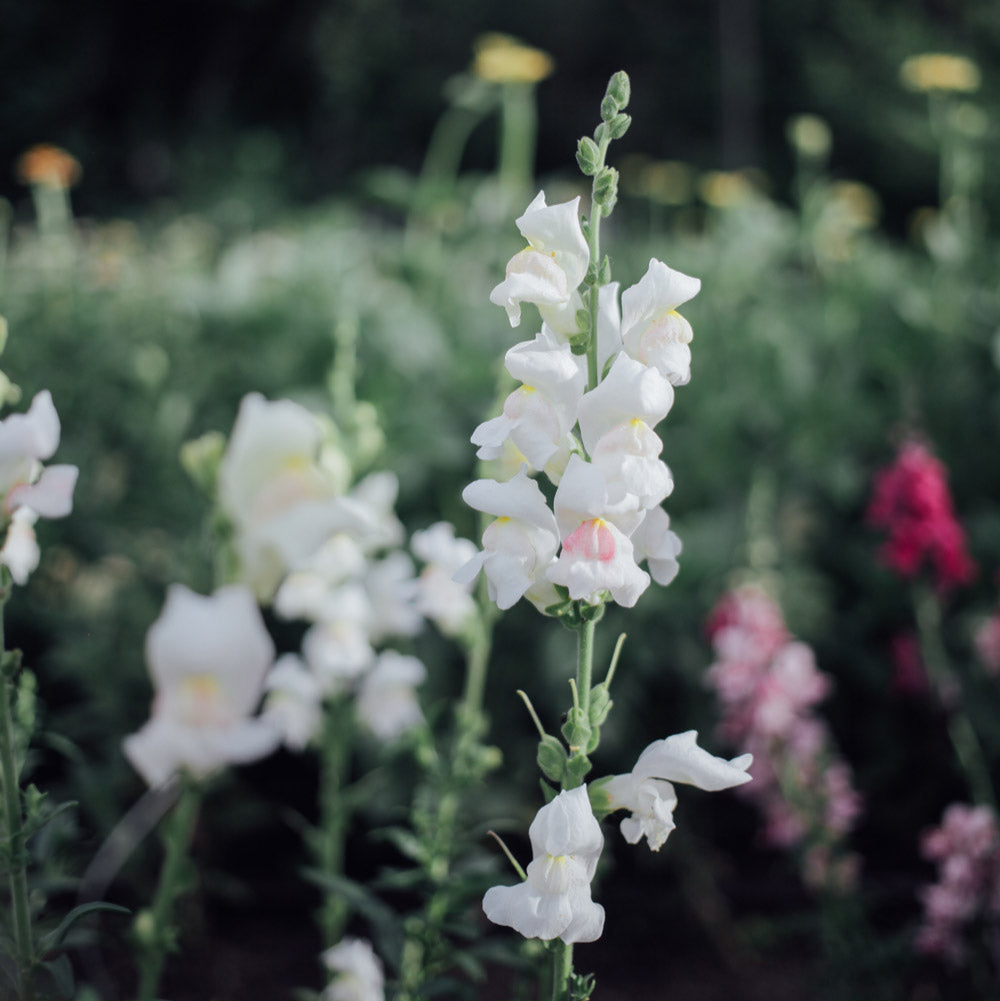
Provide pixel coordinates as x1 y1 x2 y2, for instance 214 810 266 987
355 651 426 740
471 330 585 473
630 506 682 587
490 192 590 332
263 654 324 751
0 390 78 583
483 786 605 943
217 393 352 601
456 467 561 611
321 937 385 1001
122 585 280 787
601 731 752 851
411 522 479 637
547 456 649 607
620 259 701 386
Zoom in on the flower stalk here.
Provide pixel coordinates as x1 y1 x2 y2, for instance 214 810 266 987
0 574 36 997
134 778 202 1001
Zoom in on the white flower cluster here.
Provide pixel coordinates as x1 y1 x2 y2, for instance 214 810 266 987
484 734 752 943
461 192 698 611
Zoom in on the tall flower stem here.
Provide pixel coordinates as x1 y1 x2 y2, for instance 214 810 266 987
0 579 36 998
914 583 997 811
576 617 596 724
134 779 201 1001
552 940 573 1001
584 135 611 394
318 695 354 950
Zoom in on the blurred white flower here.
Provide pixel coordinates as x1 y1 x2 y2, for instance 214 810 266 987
263 654 324 751
411 522 479 636
123 585 280 787
630 506 682 587
490 192 590 333
602 731 752 850
483 786 605 943
364 550 423 642
356 651 426 740
0 390 78 583
217 393 351 600
321 937 385 1001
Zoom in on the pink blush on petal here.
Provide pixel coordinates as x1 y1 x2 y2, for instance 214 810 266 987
562 519 616 562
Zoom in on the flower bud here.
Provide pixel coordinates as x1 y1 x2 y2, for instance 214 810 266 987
576 137 601 176
593 167 619 213
562 706 592 749
564 752 593 786
605 71 631 110
537 734 568 783
608 113 631 140
588 685 612 728
601 95 619 122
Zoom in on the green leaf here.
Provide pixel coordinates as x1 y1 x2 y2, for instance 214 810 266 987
537 734 568 783
38 902 131 954
41 954 75 998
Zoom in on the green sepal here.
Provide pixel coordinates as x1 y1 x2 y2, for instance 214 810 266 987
564 752 592 787
605 71 630 110
576 137 601 176
608 113 631 140
593 121 608 145
537 734 568 783
593 167 619 211
598 256 612 285
588 685 612 729
600 95 618 122
587 777 615 821
570 970 598 1001
561 707 592 750
568 330 591 356
575 307 592 332
579 599 606 624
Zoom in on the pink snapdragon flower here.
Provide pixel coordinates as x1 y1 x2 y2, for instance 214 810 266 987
705 585 861 890
866 440 975 592
916 802 1000 964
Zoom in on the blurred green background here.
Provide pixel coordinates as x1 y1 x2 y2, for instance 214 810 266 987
2 1 1000 998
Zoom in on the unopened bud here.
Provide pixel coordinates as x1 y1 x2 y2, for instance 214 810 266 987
600 95 619 122
537 734 568 783
608 113 631 140
576 136 601 176
606 71 631 110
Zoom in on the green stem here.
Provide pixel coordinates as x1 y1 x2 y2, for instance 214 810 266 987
914 583 997 811
498 83 537 196
576 618 595 722
135 779 201 1001
584 136 612 393
552 940 573 1001
318 696 353 950
0 585 35 993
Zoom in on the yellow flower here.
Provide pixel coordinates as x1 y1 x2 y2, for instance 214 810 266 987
698 170 757 208
900 53 980 94
473 33 554 84
16 144 82 189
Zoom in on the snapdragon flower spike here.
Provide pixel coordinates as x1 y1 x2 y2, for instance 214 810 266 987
547 455 649 607
0 389 79 583
123 585 281 787
472 329 586 473
456 467 560 611
620 258 701 386
490 192 590 334
483 786 605 943
601 731 752 851
577 353 675 510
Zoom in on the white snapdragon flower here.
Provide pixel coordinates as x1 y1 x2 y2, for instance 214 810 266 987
620 259 701 386
217 393 351 601
301 592 377 695
321 937 385 1001
411 522 479 636
123 585 280 787
274 534 369 622
483 786 605 943
547 456 649 607
472 330 586 473
601 731 752 851
348 471 406 554
577 353 675 510
456 467 561 611
355 651 427 740
0 390 79 584
364 550 423 642
490 192 590 333
630 506 682 587
263 654 324 751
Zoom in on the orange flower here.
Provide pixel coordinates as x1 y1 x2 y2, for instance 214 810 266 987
16 144 82 189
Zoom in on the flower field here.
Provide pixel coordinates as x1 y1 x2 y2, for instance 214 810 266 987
1 22 1000 1001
